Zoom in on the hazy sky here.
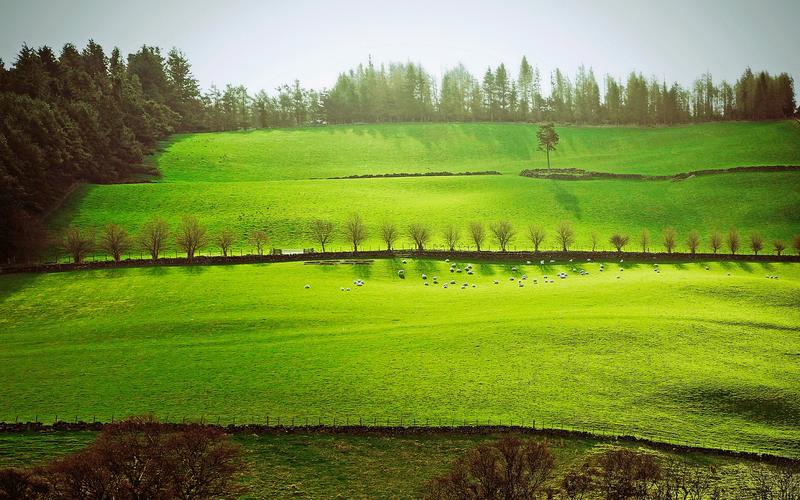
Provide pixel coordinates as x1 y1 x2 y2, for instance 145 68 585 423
1 0 798 94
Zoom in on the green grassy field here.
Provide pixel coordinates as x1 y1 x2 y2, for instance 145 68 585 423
155 121 800 180
2 259 799 457
48 121 800 257
0 431 765 498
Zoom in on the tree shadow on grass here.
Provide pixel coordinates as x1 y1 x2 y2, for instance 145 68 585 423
547 180 581 220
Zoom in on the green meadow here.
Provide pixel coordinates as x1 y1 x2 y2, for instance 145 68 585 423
0 431 768 498
50 121 800 256
2 259 798 457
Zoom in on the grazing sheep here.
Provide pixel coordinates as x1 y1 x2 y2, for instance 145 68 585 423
509 277 515 281
422 274 427 280
540 260 545 265
398 269 405 276
493 280 499 284
445 259 450 262
424 282 429 286
450 280 456 284
443 284 448 289
340 287 345 291
526 260 532 264
402 259 407 264
304 284 311 289
346 287 351 291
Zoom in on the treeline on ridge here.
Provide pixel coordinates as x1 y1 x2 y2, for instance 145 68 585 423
1 41 798 260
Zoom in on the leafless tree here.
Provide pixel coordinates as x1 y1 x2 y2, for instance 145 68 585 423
62 227 95 263
639 229 650 253
609 233 630 253
248 230 269 256
100 224 131 262
490 220 516 252
555 221 575 252
794 235 800 256
662 227 677 253
528 225 546 252
344 213 367 252
750 232 764 255
408 223 431 252
140 218 170 260
774 240 786 256
686 230 700 254
561 464 593 500
443 224 461 251
590 232 599 252
215 229 235 257
595 448 662 500
727 228 740 255
426 437 554 500
709 230 722 255
380 220 398 251
176 215 207 261
469 221 485 251
310 219 334 252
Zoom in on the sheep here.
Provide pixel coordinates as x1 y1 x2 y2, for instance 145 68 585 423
402 259 407 264
443 284 448 289
511 266 518 272
304 284 311 289
445 258 450 262
509 277 515 281
340 287 345 291
346 287 351 291
450 280 456 284
493 280 499 284
540 260 545 265
549 259 555 263
424 282 429 286
398 269 405 276
422 273 427 280
526 260 532 264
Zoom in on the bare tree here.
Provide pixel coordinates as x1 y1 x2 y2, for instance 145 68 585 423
750 232 763 255
100 223 130 262
609 233 630 253
380 220 398 251
727 228 740 255
528 225 546 252
662 227 677 253
62 227 95 264
176 215 207 261
344 213 367 252
215 229 235 257
140 218 170 261
774 240 786 256
443 224 460 251
310 219 334 252
556 221 575 252
590 232 599 252
426 437 554 500
710 230 722 255
639 229 650 253
561 464 593 500
794 235 800 256
595 448 662 500
469 221 485 251
408 223 431 252
686 230 700 254
490 220 516 252
248 230 269 256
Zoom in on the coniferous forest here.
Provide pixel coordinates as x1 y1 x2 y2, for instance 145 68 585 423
0 41 797 258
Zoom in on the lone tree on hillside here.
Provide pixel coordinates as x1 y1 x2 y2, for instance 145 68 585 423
640 229 650 253
750 232 764 255
215 229 235 257
727 228 740 255
248 230 269 256
380 220 398 251
774 240 786 256
140 218 170 261
686 230 701 254
426 437 554 499
537 123 560 170
176 215 207 261
344 213 367 252
100 223 131 262
310 219 334 252
443 224 461 251
62 227 95 263
610 233 630 253
555 221 575 251
710 230 722 254
408 223 431 252
662 227 677 253
469 221 486 251
528 225 546 252
490 220 516 251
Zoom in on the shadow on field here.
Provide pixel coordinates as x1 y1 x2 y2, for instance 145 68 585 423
547 180 581 220
0 273 41 306
669 385 800 426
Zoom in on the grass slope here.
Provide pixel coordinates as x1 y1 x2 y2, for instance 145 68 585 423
157 121 800 181
0 431 765 498
53 171 800 256
2 259 798 457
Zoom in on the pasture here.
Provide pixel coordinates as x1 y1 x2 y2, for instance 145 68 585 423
50 121 800 257
2 258 799 457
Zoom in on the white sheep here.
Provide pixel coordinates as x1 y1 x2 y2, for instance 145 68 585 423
304 284 311 289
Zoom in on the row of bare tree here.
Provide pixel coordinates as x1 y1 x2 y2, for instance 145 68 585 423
427 436 799 500
59 215 800 264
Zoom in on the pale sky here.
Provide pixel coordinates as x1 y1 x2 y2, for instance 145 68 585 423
1 0 798 94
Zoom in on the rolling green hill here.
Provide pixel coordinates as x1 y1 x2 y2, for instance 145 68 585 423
2 259 798 457
49 121 800 258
